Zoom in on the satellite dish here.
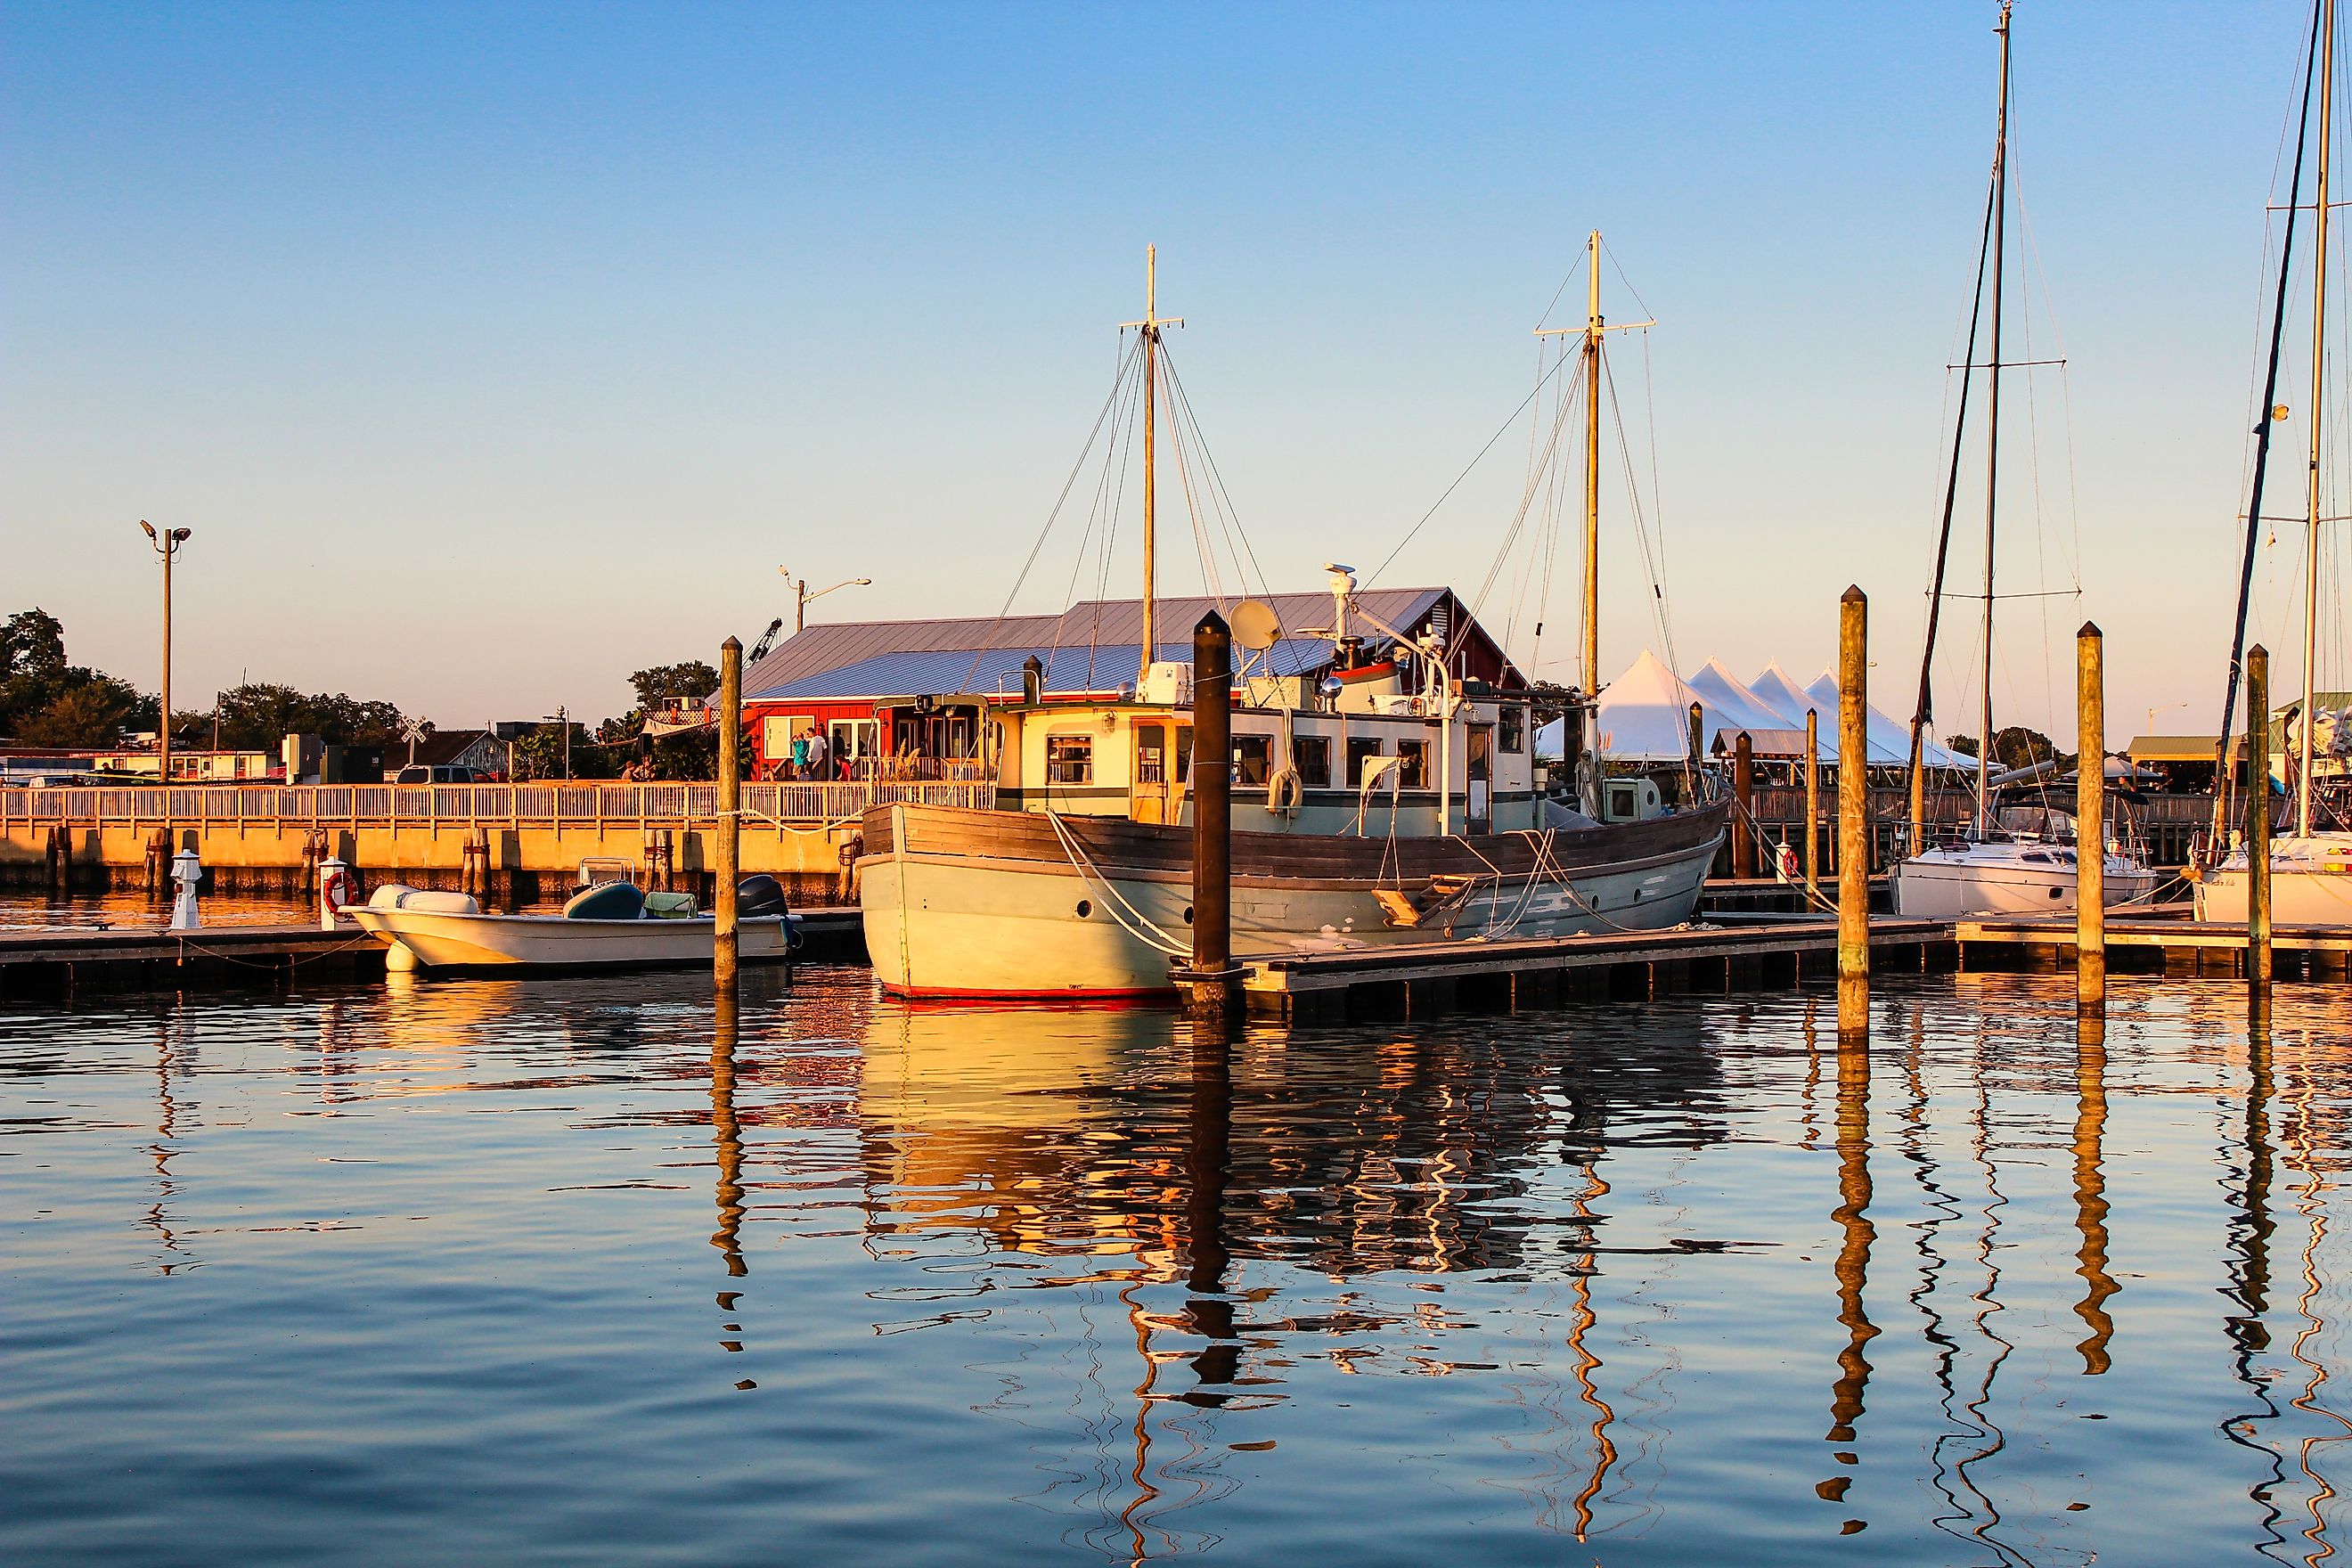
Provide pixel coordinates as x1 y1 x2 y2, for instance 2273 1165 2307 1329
1231 599 1280 653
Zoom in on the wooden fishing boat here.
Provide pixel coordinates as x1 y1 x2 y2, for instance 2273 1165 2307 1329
859 798 1727 997
855 245 1728 998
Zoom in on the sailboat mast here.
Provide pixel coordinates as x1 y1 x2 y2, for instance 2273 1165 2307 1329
2304 0 2334 836
1978 0 2013 837
1141 245 1159 682
1583 229 1604 698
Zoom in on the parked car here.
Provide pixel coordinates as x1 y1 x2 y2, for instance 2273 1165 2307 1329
393 764 495 785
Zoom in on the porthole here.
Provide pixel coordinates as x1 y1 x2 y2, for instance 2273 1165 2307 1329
2048 886 2064 901
1182 905 1195 925
1075 899 1093 919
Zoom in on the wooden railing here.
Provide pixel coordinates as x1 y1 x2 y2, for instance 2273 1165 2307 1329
0 780 995 831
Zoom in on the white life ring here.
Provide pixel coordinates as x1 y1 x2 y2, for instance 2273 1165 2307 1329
1267 765 1304 814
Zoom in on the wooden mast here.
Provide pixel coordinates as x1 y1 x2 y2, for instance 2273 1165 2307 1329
2303 0 2335 836
1534 233 1648 699
1123 247 1182 684
1583 229 1603 698
1977 0 2013 837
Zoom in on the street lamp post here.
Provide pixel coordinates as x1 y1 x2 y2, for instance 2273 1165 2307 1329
780 568 872 633
140 521 193 783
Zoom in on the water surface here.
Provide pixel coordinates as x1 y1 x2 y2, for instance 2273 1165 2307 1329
4 968 2347 1564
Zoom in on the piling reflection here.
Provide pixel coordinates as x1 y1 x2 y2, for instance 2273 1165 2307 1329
2071 1017 2116 1375
1817 1039 1874 1532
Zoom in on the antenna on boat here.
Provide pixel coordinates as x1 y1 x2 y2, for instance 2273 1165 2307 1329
1120 246 1183 684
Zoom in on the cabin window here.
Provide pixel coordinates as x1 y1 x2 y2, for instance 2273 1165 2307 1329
1135 724 1167 785
1175 724 1194 783
1500 706 1524 754
1347 736 1384 788
1293 735 1331 788
1045 734 1094 784
1397 740 1429 789
1232 735 1272 788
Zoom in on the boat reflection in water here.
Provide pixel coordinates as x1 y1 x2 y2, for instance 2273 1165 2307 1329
20 968 2352 1563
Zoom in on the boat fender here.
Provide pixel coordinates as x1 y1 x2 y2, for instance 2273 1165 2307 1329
1266 765 1304 814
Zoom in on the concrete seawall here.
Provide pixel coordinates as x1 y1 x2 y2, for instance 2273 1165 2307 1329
0 780 992 906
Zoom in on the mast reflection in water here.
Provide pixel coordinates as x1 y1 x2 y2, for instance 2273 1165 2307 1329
4 969 2351 1564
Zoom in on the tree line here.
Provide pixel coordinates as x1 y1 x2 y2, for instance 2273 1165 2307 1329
4 608 726 780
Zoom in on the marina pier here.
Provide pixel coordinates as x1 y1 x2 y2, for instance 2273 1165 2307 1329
0 780 985 903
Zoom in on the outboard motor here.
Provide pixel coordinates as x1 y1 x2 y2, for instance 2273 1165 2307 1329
736 874 790 919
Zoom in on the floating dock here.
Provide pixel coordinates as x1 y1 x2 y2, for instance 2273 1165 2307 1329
0 909 867 1000
1956 915 2352 981
1242 917 1952 1021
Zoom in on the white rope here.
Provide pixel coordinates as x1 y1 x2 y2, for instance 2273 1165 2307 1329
1043 810 1194 958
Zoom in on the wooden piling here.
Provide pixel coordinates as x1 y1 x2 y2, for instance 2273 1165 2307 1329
1185 612 1238 1024
1732 731 1756 878
1837 586 1870 1038
1687 701 1703 772
1804 707 1821 902
2248 644 2273 1003
2076 622 2105 1011
715 636 742 991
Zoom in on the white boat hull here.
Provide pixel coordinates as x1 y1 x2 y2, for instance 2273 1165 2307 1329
349 907 798 971
858 804 1725 997
1891 847 2162 920
2191 834 2352 924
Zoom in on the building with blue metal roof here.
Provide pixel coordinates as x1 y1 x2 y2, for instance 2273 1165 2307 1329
738 586 1521 778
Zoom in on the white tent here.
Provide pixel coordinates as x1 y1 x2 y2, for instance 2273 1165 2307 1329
1536 649 1709 761
1749 664 1825 731
1800 671 1970 768
1686 657 1803 736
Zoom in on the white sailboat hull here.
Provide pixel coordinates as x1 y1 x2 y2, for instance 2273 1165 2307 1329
1891 845 2161 920
2191 834 2352 924
349 907 799 971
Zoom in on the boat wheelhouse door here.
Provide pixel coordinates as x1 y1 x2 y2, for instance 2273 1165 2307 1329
1466 723 1493 835
1131 720 1172 824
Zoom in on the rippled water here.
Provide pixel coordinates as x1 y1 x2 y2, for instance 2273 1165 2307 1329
0 889 326 929
4 968 2348 1564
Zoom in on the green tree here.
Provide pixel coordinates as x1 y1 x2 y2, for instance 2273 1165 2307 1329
19 675 143 746
1944 727 2063 771
630 661 719 709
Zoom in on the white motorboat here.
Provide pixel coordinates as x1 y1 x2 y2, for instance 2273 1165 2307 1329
349 879 802 974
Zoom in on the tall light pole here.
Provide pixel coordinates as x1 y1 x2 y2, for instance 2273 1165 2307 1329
141 521 193 782
779 568 872 633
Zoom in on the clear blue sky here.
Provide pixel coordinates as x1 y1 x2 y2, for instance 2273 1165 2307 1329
2 1 2328 740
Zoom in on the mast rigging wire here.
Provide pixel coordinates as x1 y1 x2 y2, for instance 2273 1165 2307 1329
2217 0 2323 814
960 335 1146 693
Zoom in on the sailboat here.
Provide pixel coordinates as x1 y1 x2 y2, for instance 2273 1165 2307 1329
1891 2 2159 921
855 243 1728 997
2194 0 2352 927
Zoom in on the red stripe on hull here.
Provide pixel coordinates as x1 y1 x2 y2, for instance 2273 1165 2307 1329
883 984 1176 1005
